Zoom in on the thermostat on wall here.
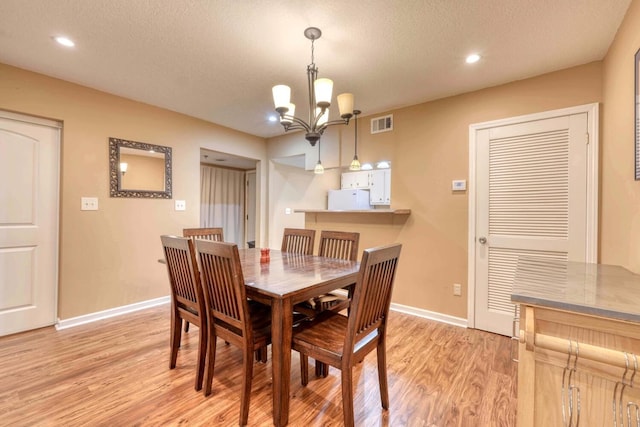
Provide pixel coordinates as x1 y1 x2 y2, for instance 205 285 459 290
452 180 466 191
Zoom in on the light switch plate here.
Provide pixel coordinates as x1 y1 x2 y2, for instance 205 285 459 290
452 180 467 191
175 200 186 211
81 197 98 211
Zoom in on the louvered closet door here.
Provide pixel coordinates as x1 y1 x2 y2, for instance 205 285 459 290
475 113 588 336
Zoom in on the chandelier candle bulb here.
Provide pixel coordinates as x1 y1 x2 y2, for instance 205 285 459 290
272 85 291 111
314 78 333 108
338 93 354 118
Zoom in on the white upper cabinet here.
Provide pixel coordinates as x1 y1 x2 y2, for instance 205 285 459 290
340 169 391 205
341 170 370 189
369 169 391 205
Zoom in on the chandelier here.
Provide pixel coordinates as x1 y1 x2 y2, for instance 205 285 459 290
272 27 355 147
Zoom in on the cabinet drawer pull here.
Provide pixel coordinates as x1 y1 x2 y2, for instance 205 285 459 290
511 305 519 363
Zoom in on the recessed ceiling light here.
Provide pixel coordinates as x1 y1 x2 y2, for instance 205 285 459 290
54 36 75 47
466 54 480 64
268 115 278 122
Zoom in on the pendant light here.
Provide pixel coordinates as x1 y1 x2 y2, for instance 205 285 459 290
314 139 324 174
349 109 362 170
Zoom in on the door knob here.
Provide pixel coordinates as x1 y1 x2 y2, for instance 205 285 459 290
478 237 487 244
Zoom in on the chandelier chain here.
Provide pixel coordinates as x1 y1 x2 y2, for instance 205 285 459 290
311 38 315 66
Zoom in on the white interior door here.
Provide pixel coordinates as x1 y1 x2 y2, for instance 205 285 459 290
0 112 60 336
471 105 598 336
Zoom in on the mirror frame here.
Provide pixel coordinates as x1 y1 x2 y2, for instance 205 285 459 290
636 48 640 180
109 137 172 198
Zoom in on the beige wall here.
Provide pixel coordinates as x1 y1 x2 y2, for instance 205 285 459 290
601 0 640 272
268 62 603 319
3 0 639 323
0 63 266 319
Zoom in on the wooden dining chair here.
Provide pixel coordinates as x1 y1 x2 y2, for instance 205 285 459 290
195 240 271 426
181 228 224 332
280 228 316 255
291 243 402 427
292 230 359 317
160 235 208 392
306 230 360 377
319 230 360 262
183 227 224 242
315 230 360 311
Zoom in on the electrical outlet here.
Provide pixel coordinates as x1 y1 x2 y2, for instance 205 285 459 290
81 197 98 211
453 283 462 296
175 200 186 211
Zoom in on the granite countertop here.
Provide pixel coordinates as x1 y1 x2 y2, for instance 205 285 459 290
511 257 640 323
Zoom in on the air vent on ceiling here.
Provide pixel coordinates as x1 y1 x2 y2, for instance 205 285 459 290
371 114 393 134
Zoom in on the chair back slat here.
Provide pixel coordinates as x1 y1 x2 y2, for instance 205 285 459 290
196 240 248 333
346 244 402 349
281 228 316 255
318 231 360 261
161 235 204 315
183 227 224 242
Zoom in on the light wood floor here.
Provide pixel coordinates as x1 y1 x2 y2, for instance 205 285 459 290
0 305 516 426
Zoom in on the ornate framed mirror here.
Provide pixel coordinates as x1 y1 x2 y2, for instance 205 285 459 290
109 137 172 198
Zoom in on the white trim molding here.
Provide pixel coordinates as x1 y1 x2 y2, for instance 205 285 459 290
56 296 170 330
54 295 466 331
391 302 467 328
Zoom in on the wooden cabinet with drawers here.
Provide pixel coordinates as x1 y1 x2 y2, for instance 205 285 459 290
512 259 640 426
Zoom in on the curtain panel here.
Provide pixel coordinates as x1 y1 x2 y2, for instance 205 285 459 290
200 165 245 246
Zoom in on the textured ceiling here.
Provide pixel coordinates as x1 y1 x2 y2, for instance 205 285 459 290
0 0 631 139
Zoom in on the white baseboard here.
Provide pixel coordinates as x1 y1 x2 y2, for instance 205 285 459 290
54 295 468 331
327 289 468 328
390 302 468 328
55 296 170 330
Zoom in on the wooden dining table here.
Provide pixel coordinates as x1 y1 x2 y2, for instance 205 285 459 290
237 248 360 426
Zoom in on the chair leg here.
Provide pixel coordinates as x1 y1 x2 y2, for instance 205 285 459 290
169 312 182 369
194 319 207 392
377 339 389 409
184 321 190 333
239 347 254 426
300 354 309 386
254 346 268 363
315 361 328 377
341 368 355 427
203 334 218 397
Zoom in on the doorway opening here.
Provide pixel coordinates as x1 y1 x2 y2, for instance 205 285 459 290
200 148 258 249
